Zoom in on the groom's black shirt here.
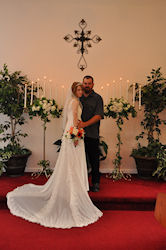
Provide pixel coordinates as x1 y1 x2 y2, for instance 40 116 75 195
80 90 104 139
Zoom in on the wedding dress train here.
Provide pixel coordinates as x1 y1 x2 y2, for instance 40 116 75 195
6 97 103 228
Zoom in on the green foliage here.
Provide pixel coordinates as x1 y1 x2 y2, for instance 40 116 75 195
153 144 166 178
29 97 63 124
134 68 166 145
131 140 164 158
99 137 108 161
0 161 5 176
53 136 109 161
104 97 137 120
31 160 53 179
104 97 137 180
0 64 30 117
131 68 166 178
0 64 32 168
29 97 63 178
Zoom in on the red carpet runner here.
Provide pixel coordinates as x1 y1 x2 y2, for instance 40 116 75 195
1 174 166 249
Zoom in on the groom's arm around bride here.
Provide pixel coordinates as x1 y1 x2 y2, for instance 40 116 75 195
79 75 104 192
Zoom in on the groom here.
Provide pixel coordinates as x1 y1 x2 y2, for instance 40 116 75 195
78 76 104 192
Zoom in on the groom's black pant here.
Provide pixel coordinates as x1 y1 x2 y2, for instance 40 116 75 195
84 137 100 184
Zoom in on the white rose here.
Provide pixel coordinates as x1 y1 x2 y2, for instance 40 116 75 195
51 106 56 112
36 106 40 111
104 106 108 112
32 106 36 111
109 106 114 111
73 127 78 135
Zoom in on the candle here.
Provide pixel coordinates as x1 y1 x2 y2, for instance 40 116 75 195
30 81 34 105
106 83 110 104
43 82 46 97
43 76 47 97
113 80 115 98
37 78 40 98
37 83 40 98
126 80 130 101
24 84 27 108
132 83 135 106
61 85 65 105
49 79 52 99
119 77 122 98
139 84 141 110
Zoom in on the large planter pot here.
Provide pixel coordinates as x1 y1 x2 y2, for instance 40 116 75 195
4 150 32 177
132 155 158 179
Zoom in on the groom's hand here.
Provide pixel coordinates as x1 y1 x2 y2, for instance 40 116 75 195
78 121 86 128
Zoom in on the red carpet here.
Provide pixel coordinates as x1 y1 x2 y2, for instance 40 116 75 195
1 173 166 210
0 209 166 250
1 173 166 249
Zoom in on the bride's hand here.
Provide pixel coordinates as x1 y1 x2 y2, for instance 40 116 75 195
74 140 79 147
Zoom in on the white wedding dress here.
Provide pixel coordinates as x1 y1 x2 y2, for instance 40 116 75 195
6 96 103 228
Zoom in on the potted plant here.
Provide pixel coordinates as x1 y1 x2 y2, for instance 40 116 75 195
0 64 32 176
131 68 166 179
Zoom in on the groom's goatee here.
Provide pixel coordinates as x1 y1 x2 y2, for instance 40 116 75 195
84 87 91 93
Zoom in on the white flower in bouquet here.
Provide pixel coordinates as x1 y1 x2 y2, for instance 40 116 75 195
32 106 37 111
104 106 108 113
45 104 51 112
43 99 48 104
72 127 78 135
109 106 114 111
51 106 56 112
66 133 71 139
36 106 40 111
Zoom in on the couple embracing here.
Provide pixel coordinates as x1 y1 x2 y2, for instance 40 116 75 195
7 75 104 228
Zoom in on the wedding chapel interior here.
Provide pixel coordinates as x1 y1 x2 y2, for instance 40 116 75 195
0 0 166 249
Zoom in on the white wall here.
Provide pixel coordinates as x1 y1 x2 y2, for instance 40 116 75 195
0 0 166 173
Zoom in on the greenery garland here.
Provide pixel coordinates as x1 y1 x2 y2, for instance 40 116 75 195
29 97 63 178
104 97 137 180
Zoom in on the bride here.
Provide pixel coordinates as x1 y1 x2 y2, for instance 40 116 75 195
6 82 103 228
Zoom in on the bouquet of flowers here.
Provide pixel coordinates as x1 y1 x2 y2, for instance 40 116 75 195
104 97 136 119
104 97 137 180
65 126 85 146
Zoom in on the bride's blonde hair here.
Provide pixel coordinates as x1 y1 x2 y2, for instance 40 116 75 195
71 82 83 96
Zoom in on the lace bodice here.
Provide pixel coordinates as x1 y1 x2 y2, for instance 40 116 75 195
66 98 82 128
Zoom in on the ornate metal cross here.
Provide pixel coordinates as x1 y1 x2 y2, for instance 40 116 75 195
64 19 102 71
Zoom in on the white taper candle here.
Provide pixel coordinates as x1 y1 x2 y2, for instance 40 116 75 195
24 84 27 108
30 81 34 105
132 83 136 106
43 76 47 97
126 80 129 101
113 80 115 99
139 84 141 110
49 79 52 99
119 77 122 98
